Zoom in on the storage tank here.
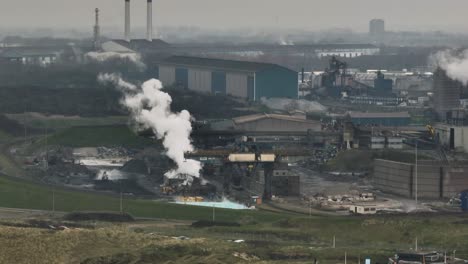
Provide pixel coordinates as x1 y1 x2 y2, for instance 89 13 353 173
461 190 468 212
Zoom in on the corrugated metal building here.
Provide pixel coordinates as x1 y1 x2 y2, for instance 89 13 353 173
348 112 411 126
374 159 468 199
156 56 298 101
232 113 321 133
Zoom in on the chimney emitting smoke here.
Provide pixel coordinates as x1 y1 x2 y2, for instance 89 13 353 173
147 0 153 42
125 0 131 42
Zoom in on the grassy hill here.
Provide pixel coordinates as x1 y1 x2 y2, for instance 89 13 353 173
0 174 285 223
33 125 153 148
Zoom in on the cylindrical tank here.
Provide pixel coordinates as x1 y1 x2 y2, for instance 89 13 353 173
460 190 468 212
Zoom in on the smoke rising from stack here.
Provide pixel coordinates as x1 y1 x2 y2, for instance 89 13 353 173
431 49 468 84
98 74 202 184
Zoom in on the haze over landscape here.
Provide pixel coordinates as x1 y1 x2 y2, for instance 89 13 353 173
2 0 468 33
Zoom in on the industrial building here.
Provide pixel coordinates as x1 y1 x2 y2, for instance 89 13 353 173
156 56 298 101
374 159 468 199
232 113 321 133
433 68 462 120
0 48 61 66
313 44 379 58
347 112 411 126
369 19 385 37
435 124 468 153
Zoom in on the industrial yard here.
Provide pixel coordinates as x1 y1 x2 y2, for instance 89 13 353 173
1 0 468 263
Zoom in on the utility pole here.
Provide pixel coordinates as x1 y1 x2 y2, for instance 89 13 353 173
415 140 418 205
52 186 55 214
332 235 336 248
119 181 123 214
415 237 418 252
309 200 312 218
212 204 215 222
344 251 347 264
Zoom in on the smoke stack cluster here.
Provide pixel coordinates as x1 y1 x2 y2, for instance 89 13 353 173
124 0 154 42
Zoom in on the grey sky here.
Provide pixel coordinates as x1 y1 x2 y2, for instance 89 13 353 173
1 0 467 32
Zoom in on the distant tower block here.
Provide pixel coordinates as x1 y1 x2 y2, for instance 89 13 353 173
369 19 385 38
147 0 153 41
93 8 101 50
125 0 131 42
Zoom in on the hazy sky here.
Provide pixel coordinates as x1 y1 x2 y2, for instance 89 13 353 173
1 0 468 33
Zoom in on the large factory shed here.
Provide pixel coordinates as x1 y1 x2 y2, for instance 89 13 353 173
232 113 321 133
156 56 298 101
348 112 411 127
373 159 468 199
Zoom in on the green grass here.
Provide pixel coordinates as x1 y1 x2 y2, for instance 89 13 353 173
0 175 287 223
0 130 12 142
32 125 153 148
6 114 128 130
1 173 468 263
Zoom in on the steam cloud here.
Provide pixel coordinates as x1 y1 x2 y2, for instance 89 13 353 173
431 49 468 84
86 51 146 69
99 74 202 184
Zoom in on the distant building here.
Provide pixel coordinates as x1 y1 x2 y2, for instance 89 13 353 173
313 44 379 58
369 19 385 37
156 56 298 101
348 112 411 127
101 39 170 53
435 123 468 153
374 159 468 199
373 71 393 94
349 205 377 215
232 113 321 133
433 68 462 120
0 47 61 66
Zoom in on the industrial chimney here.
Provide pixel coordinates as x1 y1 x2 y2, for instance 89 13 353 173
147 0 153 41
93 8 101 51
125 0 131 42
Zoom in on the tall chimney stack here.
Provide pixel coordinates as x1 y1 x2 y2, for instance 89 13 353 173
125 0 130 42
93 8 101 50
147 0 153 41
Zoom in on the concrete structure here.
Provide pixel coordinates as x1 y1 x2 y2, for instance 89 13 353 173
433 68 462 120
371 137 385 149
369 19 385 37
374 159 468 199
125 0 131 42
0 48 60 66
93 8 101 51
232 113 321 133
387 137 404 149
349 205 377 215
147 0 153 41
156 56 298 101
435 124 468 153
348 112 411 126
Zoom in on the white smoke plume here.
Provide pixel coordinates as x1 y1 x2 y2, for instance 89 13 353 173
98 74 202 183
86 51 146 69
431 49 468 84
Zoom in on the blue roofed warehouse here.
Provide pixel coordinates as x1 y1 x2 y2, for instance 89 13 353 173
155 56 298 101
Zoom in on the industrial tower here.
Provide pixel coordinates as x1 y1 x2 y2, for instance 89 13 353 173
93 8 101 51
